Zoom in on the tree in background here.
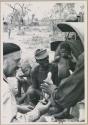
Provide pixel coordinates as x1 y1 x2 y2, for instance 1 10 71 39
6 3 31 30
50 3 77 21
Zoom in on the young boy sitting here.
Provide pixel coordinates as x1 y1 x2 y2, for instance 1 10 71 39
16 60 32 104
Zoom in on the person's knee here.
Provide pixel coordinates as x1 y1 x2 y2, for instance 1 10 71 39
28 87 40 105
28 87 35 95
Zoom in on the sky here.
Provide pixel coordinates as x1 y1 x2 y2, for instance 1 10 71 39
1 1 85 20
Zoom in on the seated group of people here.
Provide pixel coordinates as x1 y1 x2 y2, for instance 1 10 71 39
2 42 84 123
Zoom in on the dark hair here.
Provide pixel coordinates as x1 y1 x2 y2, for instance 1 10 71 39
3 43 21 55
60 42 71 53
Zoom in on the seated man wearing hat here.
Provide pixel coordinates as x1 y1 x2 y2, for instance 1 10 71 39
26 48 58 106
2 43 51 123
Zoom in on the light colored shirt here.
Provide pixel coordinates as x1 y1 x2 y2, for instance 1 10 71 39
1 75 17 123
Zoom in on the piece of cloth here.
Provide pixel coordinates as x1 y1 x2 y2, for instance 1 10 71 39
14 108 40 123
52 53 84 109
1 75 17 123
7 77 18 96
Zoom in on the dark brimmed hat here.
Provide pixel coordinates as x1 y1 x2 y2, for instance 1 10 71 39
3 43 21 55
35 49 49 60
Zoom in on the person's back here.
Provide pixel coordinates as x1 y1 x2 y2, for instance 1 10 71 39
2 76 17 123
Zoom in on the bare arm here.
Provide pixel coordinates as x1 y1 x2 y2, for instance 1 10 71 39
17 93 27 104
25 100 51 122
17 104 34 114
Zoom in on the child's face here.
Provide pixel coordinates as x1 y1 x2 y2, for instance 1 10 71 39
21 66 31 77
60 48 69 58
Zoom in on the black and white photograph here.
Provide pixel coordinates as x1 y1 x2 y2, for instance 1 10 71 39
1 0 87 124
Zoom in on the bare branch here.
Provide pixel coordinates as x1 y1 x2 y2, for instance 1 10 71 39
7 3 17 12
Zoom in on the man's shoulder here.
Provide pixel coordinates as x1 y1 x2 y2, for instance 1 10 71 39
31 63 40 73
50 62 58 69
49 62 58 73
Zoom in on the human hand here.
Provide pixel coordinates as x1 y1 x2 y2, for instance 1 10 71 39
35 100 51 115
41 82 57 97
27 105 35 110
17 105 33 114
22 105 32 113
